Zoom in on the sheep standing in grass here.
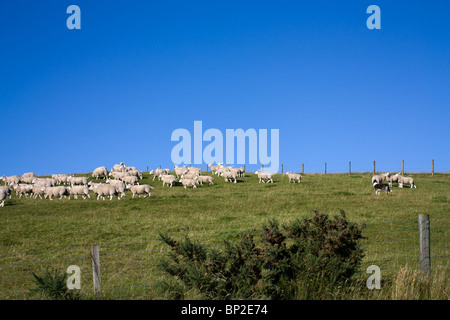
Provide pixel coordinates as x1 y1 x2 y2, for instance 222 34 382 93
21 172 36 184
161 175 177 187
180 178 197 189
31 185 46 199
371 174 388 185
150 169 166 181
93 184 120 200
44 186 68 200
197 175 214 185
14 184 33 198
384 173 400 187
174 165 188 178
92 166 108 180
2 175 21 186
398 174 417 189
221 171 237 183
122 175 139 185
68 176 88 186
68 186 91 200
286 172 302 183
0 189 6 207
126 184 154 198
255 170 274 183
0 186 12 199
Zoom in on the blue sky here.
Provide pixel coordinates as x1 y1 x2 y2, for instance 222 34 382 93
0 1 449 175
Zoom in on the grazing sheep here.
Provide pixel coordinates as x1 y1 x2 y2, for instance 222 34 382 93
127 169 143 179
92 166 108 180
255 170 274 183
286 172 302 183
67 185 91 200
14 184 33 198
52 174 69 185
0 189 6 207
44 186 68 200
126 184 154 198
397 174 417 189
384 173 399 187
197 175 214 185
93 184 120 200
371 174 387 185
181 171 199 180
179 178 197 189
122 175 139 185
31 185 46 199
161 175 177 187
0 185 12 199
33 178 57 187
174 165 188 178
149 169 166 181
21 172 36 184
221 171 237 183
109 171 128 180
67 176 88 186
2 175 21 186
0 186 12 199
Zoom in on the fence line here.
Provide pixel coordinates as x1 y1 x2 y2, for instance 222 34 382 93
0 216 448 299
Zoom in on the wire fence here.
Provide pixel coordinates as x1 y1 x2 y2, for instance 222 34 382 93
1 217 448 300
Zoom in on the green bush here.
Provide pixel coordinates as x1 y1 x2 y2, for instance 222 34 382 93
158 210 365 299
28 268 80 300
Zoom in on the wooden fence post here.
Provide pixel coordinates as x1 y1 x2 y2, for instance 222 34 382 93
302 163 304 174
281 164 283 174
349 161 351 175
262 164 264 172
418 214 431 276
402 160 404 175
324 162 327 175
373 161 376 175
91 244 102 299
432 159 434 176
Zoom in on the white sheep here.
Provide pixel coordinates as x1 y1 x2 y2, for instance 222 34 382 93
179 177 197 189
181 171 199 180
52 174 69 185
44 186 68 200
161 175 177 187
21 172 36 184
2 175 21 186
221 171 237 183
255 170 274 183
197 175 214 185
0 186 12 199
286 172 302 183
371 174 387 185
397 174 417 189
0 189 6 207
92 166 108 179
68 176 88 186
174 165 188 178
122 175 139 185
126 184 154 198
14 184 33 198
67 185 91 200
31 185 46 199
93 184 120 200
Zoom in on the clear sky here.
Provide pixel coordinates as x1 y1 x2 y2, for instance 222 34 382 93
1 1 449 175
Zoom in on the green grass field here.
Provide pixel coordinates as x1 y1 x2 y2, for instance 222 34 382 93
0 172 448 299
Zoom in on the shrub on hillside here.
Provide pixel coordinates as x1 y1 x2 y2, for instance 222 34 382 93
158 210 365 299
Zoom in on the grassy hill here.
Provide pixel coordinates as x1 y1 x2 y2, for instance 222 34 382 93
0 172 448 299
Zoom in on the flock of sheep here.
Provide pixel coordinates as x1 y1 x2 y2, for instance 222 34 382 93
0 162 417 207
372 172 417 195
